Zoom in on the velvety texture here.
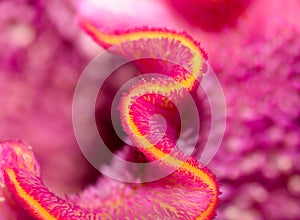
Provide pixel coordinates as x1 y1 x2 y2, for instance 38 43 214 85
1 0 300 219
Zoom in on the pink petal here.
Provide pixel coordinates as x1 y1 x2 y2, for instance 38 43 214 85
1 20 219 219
0 140 38 220
2 141 218 219
78 13 219 218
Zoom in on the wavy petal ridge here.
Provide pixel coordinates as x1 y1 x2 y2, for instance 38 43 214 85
1 21 219 220
80 20 219 219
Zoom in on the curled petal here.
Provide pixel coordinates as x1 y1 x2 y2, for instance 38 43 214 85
79 18 219 219
1 13 219 220
0 140 39 220
2 141 217 219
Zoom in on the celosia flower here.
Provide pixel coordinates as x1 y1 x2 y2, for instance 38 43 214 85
1 1 220 219
1 0 300 219
78 0 300 219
